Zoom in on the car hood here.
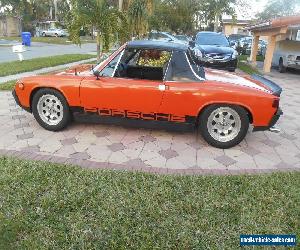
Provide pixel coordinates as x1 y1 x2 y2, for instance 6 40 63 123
53 64 94 76
196 45 234 55
204 68 281 95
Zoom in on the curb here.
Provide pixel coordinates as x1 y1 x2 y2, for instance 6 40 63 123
0 149 299 176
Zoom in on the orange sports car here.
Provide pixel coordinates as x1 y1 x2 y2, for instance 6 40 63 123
13 40 282 148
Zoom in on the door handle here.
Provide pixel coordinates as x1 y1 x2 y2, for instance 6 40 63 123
158 84 169 91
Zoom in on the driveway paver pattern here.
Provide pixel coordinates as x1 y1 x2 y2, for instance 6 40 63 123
0 71 299 175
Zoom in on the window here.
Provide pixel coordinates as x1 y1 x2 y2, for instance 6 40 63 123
114 48 171 81
157 33 169 40
196 33 229 47
99 53 122 77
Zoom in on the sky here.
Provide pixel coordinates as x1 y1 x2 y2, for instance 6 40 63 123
224 0 268 19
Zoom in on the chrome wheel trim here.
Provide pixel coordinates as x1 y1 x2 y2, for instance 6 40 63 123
37 94 63 126
207 107 241 143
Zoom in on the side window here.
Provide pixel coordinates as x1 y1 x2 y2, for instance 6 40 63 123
114 49 171 81
149 32 157 40
100 53 122 77
157 33 168 40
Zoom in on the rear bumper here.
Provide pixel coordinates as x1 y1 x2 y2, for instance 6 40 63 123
253 108 283 132
12 89 31 113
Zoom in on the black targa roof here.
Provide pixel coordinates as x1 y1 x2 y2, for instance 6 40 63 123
125 40 204 82
126 40 188 52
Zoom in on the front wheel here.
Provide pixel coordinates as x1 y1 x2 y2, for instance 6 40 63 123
32 89 71 131
198 105 249 149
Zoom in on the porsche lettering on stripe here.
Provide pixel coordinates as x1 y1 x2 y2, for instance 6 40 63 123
84 108 186 123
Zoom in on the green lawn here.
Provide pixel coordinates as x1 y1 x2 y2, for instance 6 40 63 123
237 61 261 75
237 54 263 75
0 157 298 249
238 54 264 62
0 81 16 91
0 54 95 77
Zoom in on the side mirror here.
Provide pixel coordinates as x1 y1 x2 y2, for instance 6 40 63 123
93 70 100 80
189 40 195 47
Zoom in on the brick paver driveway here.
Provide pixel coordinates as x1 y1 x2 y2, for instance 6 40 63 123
1 71 299 174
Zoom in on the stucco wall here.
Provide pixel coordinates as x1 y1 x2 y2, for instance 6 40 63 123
223 24 248 36
0 16 20 37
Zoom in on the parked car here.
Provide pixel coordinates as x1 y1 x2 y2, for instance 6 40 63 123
272 40 300 73
148 31 187 44
191 31 238 72
174 35 191 43
41 28 68 37
237 37 267 55
13 40 282 148
228 34 249 46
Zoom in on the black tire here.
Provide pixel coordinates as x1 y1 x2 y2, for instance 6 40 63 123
198 104 249 149
32 88 71 131
279 58 286 73
228 68 235 72
42 32 46 37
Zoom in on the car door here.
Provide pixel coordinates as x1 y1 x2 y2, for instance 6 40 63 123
80 48 166 116
158 50 206 122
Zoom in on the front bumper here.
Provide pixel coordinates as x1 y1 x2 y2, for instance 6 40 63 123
12 89 31 112
287 60 300 70
253 108 283 132
202 58 237 71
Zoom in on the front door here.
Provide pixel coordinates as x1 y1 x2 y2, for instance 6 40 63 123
80 47 171 119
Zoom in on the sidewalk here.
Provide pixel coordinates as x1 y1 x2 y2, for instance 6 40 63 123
0 57 97 84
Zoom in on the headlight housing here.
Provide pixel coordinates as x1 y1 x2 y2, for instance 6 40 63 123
287 55 296 61
193 48 203 58
232 50 238 59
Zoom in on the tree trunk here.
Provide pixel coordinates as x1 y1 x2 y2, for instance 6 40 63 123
118 0 123 11
96 33 102 62
54 0 58 21
213 14 219 32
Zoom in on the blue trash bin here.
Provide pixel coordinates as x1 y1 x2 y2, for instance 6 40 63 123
21 32 31 46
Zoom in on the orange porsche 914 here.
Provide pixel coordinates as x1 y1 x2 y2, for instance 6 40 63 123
13 40 282 148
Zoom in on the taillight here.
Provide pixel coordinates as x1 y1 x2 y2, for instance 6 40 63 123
272 99 279 108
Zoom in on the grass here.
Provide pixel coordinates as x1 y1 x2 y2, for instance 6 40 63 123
237 54 264 75
0 80 16 91
0 36 96 45
0 157 299 249
0 54 95 77
238 54 264 62
237 61 261 75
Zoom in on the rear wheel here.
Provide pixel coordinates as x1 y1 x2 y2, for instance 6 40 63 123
278 58 286 73
32 89 71 131
198 105 249 148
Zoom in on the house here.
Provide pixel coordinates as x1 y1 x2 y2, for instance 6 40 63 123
248 15 300 72
0 15 21 37
222 18 251 36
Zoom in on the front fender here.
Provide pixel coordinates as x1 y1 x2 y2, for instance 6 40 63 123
15 75 83 109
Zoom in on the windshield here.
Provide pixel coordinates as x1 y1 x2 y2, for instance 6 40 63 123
196 33 229 47
175 35 188 41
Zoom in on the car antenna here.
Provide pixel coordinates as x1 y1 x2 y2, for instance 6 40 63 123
75 68 78 76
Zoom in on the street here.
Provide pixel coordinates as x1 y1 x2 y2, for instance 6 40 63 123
0 41 97 63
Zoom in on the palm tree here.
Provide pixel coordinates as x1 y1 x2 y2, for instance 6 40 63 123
127 0 153 39
68 0 127 61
